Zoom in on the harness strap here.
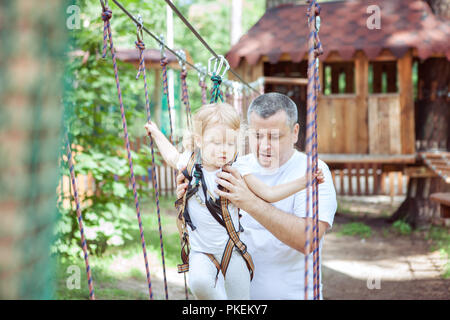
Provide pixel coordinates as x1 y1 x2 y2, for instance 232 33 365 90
220 196 255 280
175 151 254 281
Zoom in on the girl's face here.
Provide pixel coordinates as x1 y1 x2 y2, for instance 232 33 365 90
197 124 238 170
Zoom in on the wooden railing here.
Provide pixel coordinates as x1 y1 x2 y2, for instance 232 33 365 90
330 164 407 197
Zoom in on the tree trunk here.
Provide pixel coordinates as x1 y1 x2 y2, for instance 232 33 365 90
390 1 450 227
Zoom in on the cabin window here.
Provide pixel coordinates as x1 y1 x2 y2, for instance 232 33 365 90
323 61 355 95
369 61 398 94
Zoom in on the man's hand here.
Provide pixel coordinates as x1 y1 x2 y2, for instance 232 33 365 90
176 168 188 199
214 165 259 212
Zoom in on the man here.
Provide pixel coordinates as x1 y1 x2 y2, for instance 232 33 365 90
176 92 337 299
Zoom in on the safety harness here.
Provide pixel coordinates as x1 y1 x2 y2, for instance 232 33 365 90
175 152 255 282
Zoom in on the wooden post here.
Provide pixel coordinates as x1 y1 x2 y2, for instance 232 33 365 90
398 49 415 154
153 71 162 128
354 51 369 154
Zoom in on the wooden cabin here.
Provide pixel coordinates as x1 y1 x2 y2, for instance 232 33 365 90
227 0 450 197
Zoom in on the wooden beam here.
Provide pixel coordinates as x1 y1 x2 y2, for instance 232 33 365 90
318 153 417 164
404 166 438 178
263 76 308 86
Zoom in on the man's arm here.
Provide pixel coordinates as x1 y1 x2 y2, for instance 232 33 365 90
215 165 330 255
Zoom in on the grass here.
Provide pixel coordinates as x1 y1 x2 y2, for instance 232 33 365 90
391 220 412 236
54 195 181 300
337 222 372 239
425 225 450 279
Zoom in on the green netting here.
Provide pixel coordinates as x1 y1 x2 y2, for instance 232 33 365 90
0 0 68 299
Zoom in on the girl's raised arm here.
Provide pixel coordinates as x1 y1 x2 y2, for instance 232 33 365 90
243 169 324 203
144 121 180 169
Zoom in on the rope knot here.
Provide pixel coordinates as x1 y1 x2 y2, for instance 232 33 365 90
160 57 169 67
180 70 188 80
101 9 112 22
209 74 224 103
135 40 145 51
211 74 222 86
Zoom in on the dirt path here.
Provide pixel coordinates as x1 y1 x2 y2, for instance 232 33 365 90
115 200 449 300
322 210 449 299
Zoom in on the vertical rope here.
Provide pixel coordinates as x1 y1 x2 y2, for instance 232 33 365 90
180 70 193 130
313 2 323 301
199 80 208 105
101 6 155 300
65 135 95 300
304 0 323 300
160 57 175 144
178 67 192 300
210 74 224 103
134 39 157 300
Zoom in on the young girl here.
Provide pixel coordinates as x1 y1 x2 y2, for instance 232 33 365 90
144 103 323 300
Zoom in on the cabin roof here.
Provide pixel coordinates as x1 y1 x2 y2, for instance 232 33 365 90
226 0 450 68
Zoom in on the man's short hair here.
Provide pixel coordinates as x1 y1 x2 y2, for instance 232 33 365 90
247 92 298 128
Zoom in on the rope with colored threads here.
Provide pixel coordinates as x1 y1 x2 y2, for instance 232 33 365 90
180 70 193 130
178 70 192 300
304 0 323 300
101 5 156 300
160 57 175 144
209 74 224 103
136 38 173 301
65 135 95 300
199 80 208 105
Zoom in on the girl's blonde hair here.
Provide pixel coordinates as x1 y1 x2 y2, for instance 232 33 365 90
183 102 241 151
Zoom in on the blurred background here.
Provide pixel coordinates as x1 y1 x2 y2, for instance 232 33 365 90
0 0 449 300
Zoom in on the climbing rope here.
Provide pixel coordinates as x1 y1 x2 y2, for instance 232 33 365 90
100 1 155 300
65 134 95 300
159 36 175 144
195 63 208 105
208 55 229 103
135 29 171 301
209 74 224 103
304 0 323 300
177 50 193 131
174 50 195 299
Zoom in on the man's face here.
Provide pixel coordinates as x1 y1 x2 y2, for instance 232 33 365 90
248 110 299 169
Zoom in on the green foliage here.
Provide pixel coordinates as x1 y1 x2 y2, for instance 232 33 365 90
56 0 266 258
55 0 166 258
338 222 372 239
425 226 450 279
391 220 412 236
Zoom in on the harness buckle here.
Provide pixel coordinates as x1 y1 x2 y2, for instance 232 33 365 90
239 243 247 255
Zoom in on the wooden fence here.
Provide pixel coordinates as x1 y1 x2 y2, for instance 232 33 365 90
59 135 409 207
330 164 407 197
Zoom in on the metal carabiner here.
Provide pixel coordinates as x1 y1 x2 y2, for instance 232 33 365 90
195 63 207 82
176 49 187 71
159 34 166 59
135 14 144 42
208 55 229 78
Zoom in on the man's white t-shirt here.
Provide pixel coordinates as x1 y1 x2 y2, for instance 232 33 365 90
176 151 254 255
235 150 337 300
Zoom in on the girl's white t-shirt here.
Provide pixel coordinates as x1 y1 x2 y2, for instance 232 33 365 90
176 151 254 255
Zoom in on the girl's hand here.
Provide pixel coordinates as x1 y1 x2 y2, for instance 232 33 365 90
314 168 325 184
144 121 159 136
